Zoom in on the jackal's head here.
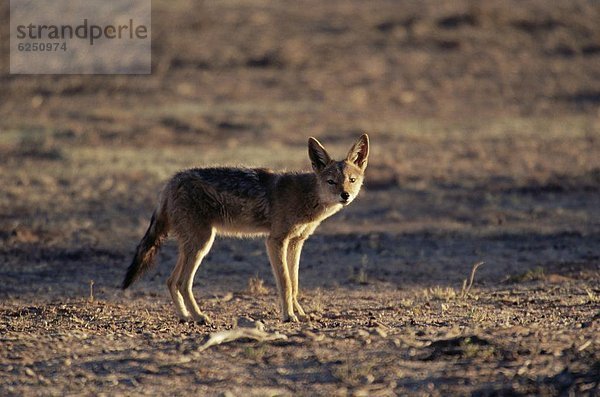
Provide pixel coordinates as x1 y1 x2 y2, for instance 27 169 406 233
308 134 369 206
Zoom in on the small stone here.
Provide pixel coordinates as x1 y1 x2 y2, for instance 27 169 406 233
357 329 370 339
375 327 388 338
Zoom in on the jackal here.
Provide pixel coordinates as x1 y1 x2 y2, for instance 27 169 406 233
122 134 369 323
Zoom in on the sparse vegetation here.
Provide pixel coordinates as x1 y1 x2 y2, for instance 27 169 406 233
583 287 599 304
309 288 325 314
348 255 370 285
423 285 458 301
505 266 546 283
247 275 269 296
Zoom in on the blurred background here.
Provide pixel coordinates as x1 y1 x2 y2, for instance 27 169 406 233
0 0 599 295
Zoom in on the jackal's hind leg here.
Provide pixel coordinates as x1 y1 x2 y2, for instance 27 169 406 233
177 227 215 324
167 253 191 321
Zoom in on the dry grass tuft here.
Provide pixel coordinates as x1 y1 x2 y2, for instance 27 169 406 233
247 275 269 295
505 266 546 283
583 287 599 304
424 286 458 301
348 255 369 285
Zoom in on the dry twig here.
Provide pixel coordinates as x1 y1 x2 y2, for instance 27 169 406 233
88 280 95 302
198 322 287 352
460 262 485 298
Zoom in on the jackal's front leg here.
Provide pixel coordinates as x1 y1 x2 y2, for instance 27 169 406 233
287 237 307 319
266 236 297 322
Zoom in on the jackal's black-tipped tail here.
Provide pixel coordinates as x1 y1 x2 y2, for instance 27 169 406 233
122 206 168 289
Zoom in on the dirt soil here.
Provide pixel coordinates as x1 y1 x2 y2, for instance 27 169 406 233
1 0 599 395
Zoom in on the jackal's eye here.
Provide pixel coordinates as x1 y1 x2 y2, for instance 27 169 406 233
349 177 356 183
327 179 336 185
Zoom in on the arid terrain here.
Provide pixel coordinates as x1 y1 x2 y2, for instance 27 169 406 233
1 0 599 395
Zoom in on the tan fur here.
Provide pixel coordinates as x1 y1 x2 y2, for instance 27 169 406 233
123 134 369 323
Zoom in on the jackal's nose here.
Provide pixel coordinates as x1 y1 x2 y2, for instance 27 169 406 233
340 192 350 201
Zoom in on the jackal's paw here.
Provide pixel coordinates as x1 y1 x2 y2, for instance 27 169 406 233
191 314 212 325
293 301 306 317
177 314 192 323
297 312 309 321
283 314 299 323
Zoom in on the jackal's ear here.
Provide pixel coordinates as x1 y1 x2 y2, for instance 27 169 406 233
347 133 369 171
308 137 332 173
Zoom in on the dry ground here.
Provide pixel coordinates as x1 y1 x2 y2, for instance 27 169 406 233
1 0 599 395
